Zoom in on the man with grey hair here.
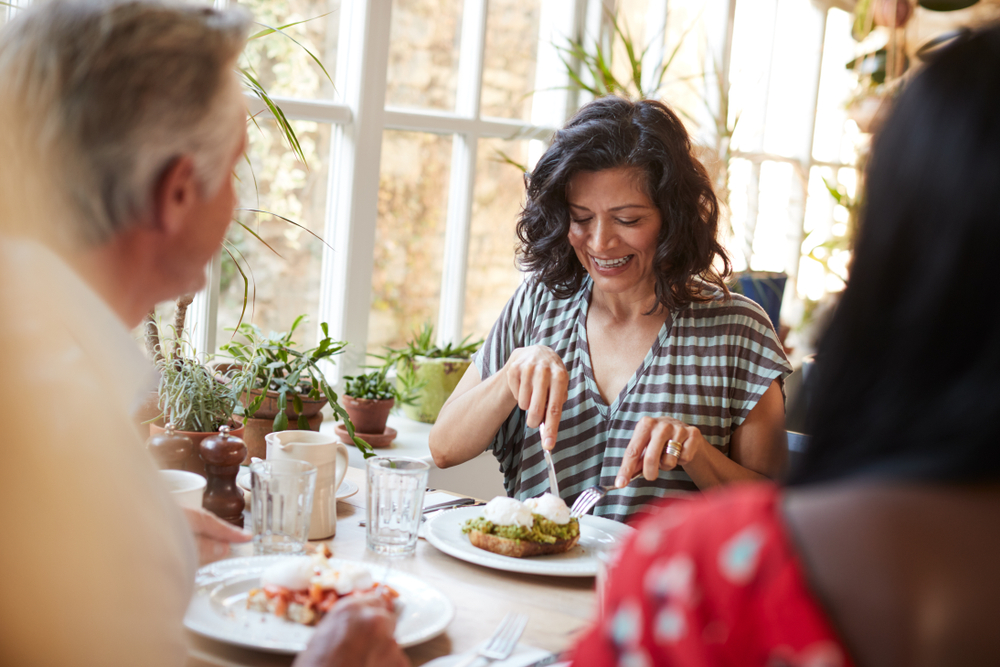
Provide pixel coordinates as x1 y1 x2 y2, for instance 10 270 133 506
0 2 406 666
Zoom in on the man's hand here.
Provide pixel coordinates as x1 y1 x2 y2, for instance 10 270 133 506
293 593 410 667
182 507 251 565
502 345 569 450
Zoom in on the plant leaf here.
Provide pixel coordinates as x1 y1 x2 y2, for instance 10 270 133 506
237 207 335 253
250 19 335 87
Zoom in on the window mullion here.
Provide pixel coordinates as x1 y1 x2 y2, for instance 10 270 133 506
437 0 488 347
786 6 829 295
188 253 221 360
318 0 393 381
640 0 669 95
529 0 586 165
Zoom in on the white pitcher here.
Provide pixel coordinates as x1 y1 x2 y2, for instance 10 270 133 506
265 430 348 539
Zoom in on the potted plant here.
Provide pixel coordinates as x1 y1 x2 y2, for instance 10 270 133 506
150 335 251 475
380 324 482 424
219 315 373 459
342 369 398 433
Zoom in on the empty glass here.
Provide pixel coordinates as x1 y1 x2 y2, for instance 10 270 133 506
250 459 317 555
365 456 429 557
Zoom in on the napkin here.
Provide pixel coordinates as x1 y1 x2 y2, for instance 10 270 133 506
422 644 569 667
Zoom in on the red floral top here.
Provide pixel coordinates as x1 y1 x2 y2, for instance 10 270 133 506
569 483 855 667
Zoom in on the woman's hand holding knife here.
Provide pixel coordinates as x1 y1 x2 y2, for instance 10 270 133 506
502 345 569 451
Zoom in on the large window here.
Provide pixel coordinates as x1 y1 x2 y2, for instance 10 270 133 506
2 0 853 373
190 0 579 379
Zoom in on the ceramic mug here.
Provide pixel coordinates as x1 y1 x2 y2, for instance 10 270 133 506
158 469 206 511
265 430 348 539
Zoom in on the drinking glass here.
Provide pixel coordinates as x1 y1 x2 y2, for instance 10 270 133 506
366 456 429 557
595 542 624 616
250 459 317 555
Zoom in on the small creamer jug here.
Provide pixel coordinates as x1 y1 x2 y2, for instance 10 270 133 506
265 430 348 539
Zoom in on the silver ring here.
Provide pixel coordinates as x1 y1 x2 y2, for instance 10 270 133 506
666 440 683 458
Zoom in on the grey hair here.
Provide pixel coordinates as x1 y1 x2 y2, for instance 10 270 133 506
0 0 251 245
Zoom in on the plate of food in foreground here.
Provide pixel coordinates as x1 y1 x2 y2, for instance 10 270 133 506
184 553 454 653
424 495 636 577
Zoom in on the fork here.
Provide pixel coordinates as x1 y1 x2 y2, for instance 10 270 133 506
453 612 529 667
570 472 644 518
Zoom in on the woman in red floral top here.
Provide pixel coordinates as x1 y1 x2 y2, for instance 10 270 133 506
571 24 1000 667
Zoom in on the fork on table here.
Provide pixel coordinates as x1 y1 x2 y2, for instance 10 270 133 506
453 611 528 667
569 472 644 518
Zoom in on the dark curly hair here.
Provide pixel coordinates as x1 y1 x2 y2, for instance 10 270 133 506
516 96 731 312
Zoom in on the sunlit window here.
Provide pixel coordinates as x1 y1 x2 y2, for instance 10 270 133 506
368 131 452 355
219 119 330 351
152 0 874 373
385 0 463 112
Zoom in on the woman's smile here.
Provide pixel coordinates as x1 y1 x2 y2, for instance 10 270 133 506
591 254 633 270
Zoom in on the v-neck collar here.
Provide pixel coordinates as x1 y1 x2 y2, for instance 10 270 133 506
575 277 674 419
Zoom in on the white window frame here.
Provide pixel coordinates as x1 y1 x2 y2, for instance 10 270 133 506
191 0 590 381
187 0 858 375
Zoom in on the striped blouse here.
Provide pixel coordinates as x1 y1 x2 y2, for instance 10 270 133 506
473 276 792 522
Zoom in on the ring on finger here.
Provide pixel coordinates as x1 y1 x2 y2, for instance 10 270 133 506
666 440 683 458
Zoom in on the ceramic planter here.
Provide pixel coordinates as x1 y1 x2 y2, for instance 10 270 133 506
734 271 787 330
397 356 471 424
149 420 244 477
341 395 395 434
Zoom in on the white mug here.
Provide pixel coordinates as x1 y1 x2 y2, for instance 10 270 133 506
158 470 206 511
265 430 348 539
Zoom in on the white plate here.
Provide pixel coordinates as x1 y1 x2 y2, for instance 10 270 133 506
424 506 635 577
184 556 454 653
237 469 359 501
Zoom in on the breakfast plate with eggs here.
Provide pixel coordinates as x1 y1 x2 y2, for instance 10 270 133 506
184 555 454 653
424 495 635 577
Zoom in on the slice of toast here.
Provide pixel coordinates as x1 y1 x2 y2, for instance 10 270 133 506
468 530 580 558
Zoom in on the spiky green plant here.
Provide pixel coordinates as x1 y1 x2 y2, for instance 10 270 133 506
220 315 375 458
154 335 255 433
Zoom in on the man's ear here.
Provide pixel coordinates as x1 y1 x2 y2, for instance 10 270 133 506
152 155 199 237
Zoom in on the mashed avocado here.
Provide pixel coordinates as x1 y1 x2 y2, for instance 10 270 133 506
462 515 580 544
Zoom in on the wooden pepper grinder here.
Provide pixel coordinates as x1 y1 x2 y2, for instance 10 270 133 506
146 422 194 471
200 425 247 527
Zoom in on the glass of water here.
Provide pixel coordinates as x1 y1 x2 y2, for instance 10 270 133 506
250 459 317 555
365 456 429 557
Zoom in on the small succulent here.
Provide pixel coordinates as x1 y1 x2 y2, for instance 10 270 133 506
343 369 398 401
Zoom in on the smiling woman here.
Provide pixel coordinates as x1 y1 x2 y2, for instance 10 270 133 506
429 97 792 522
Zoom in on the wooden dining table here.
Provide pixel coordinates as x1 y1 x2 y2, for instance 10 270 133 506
185 466 598 666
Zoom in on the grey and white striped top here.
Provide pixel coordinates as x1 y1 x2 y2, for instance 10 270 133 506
474 276 791 522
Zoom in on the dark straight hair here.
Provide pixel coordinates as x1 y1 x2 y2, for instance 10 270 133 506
516 96 731 313
790 24 1000 485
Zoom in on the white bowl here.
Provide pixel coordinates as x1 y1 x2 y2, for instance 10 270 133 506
159 470 206 510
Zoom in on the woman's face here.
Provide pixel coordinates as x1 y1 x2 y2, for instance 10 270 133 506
566 167 662 299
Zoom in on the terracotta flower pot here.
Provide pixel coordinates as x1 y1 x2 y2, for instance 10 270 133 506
341 395 395 434
241 412 323 464
149 420 244 477
245 387 328 420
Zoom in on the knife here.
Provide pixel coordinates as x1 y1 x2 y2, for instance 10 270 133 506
359 498 480 527
422 497 478 513
540 421 560 497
